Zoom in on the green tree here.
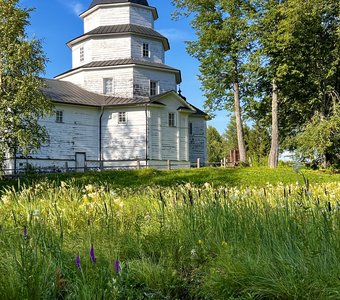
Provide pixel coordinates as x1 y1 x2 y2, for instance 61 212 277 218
0 0 51 171
254 0 340 167
172 0 258 163
224 116 270 165
223 115 238 154
207 126 226 163
293 101 340 168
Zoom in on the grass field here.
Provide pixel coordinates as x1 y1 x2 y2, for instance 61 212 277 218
0 167 339 299
1 166 340 191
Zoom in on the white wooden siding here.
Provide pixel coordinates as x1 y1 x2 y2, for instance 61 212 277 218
30 104 100 162
72 41 92 69
80 68 134 97
189 116 207 163
102 108 147 160
133 67 177 96
91 36 131 61
130 6 154 29
149 95 190 161
131 36 164 63
84 6 153 33
59 72 85 89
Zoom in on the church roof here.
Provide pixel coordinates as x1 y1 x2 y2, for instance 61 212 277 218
67 24 170 50
55 59 182 84
43 79 206 117
43 79 149 107
89 0 149 9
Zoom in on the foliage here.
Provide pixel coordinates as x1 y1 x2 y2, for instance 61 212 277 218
0 0 52 166
0 178 340 299
292 102 340 168
172 0 260 162
207 126 227 163
223 117 270 165
253 0 340 167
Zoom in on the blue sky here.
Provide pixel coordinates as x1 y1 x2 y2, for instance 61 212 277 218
21 0 228 133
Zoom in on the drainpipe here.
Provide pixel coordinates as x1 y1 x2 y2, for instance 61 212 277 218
99 106 104 170
145 103 148 168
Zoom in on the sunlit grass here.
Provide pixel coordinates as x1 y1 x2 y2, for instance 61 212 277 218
0 176 339 299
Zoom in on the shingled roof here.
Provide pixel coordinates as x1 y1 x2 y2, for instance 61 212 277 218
89 0 149 9
67 24 170 50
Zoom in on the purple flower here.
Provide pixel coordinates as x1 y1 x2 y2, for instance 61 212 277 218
75 255 81 271
90 244 96 264
114 259 120 273
23 226 29 240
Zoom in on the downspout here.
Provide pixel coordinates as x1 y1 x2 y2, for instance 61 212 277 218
99 106 104 170
145 103 148 168
13 148 17 175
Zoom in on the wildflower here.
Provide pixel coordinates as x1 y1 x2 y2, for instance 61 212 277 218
198 240 203 245
75 255 81 270
114 259 120 273
190 249 196 256
23 226 29 240
90 244 97 264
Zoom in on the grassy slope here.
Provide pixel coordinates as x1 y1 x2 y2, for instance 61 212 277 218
1 167 340 191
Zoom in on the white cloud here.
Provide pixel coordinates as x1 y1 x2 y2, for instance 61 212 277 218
158 28 194 42
58 0 85 16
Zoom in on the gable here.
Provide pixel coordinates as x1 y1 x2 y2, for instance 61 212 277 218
150 91 196 113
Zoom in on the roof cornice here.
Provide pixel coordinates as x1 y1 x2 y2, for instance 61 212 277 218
80 3 158 20
67 25 170 50
55 59 182 84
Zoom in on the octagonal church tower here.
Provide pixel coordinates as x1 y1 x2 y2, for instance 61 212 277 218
56 0 180 99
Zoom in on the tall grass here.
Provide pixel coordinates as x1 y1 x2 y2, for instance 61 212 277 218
0 179 339 299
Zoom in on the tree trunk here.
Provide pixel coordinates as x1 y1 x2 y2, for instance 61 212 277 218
268 79 279 168
233 81 247 163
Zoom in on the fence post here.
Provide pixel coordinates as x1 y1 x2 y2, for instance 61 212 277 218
223 157 227 168
167 160 171 170
197 158 200 168
136 160 140 170
220 159 223 167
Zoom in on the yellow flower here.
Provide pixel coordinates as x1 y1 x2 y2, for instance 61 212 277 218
198 240 203 245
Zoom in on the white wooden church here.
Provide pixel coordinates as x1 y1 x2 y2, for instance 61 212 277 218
7 0 207 172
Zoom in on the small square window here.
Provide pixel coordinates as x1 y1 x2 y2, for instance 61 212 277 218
56 111 63 123
168 113 175 127
80 46 84 62
118 112 127 124
150 80 158 96
103 78 113 94
143 43 150 57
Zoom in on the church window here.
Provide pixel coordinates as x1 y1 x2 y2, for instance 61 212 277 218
189 122 193 135
103 78 113 94
56 110 63 123
169 113 175 127
150 80 158 96
143 43 150 57
80 46 84 62
118 112 127 124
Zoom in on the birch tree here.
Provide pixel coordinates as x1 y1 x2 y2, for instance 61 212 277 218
0 0 51 170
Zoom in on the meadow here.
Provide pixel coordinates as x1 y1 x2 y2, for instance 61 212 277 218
0 167 339 299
